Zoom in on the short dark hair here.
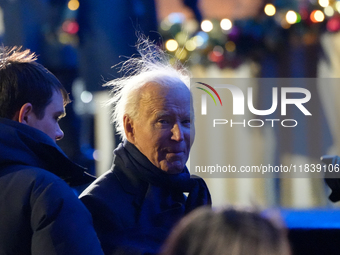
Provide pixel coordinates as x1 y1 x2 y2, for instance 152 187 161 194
161 206 291 255
0 46 70 119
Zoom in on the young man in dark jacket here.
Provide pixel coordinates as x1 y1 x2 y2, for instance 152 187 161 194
0 46 104 255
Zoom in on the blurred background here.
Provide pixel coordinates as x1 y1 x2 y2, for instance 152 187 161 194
1 0 340 209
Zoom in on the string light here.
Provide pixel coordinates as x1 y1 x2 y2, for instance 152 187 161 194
318 0 329 8
194 32 209 49
160 20 172 31
62 20 79 34
300 7 309 20
158 0 338 67
327 16 340 32
175 49 188 60
336 2 340 13
208 51 223 62
201 20 213 32
165 39 178 52
175 32 187 45
193 35 204 47
213 45 224 56
264 4 276 16
225 41 236 52
310 10 325 22
324 6 334 17
296 13 302 23
185 40 197 51
286 10 298 24
59 32 71 44
183 19 199 34
80 91 93 103
68 0 79 11
281 19 291 29
220 19 232 31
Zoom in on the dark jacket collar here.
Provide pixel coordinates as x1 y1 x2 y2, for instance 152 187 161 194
0 118 95 186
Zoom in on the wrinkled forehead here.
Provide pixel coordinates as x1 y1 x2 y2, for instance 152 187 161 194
140 84 194 122
139 81 191 106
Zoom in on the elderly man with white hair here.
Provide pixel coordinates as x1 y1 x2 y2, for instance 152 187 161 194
79 41 211 255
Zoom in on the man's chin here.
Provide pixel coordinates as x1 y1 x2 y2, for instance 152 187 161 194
163 162 185 174
162 155 188 173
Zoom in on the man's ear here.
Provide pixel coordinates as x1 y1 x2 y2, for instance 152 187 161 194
17 103 34 124
123 115 135 143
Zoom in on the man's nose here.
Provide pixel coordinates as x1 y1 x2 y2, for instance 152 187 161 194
56 125 64 141
171 123 184 142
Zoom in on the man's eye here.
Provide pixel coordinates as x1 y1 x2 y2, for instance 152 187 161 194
158 119 168 124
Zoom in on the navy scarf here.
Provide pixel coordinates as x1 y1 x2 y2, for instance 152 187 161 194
114 140 211 213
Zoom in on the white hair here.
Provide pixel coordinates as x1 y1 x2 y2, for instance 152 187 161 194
104 38 191 139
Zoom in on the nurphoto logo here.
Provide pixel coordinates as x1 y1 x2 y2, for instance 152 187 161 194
190 78 327 179
196 82 222 115
196 82 312 128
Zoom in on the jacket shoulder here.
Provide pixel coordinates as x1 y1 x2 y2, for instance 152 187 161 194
0 164 104 255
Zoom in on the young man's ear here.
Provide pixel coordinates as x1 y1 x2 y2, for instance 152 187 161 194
17 103 34 124
123 115 135 143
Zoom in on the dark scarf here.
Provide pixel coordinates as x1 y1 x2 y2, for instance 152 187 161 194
114 140 211 213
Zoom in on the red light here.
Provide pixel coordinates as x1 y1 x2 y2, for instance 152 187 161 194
327 17 340 32
62 20 79 34
208 51 224 63
299 7 309 20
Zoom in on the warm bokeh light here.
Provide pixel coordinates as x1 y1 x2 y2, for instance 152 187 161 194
220 18 232 31
193 36 204 47
59 32 71 44
324 6 334 17
281 19 291 29
225 41 236 52
165 39 179 51
175 49 188 60
302 33 318 45
68 0 79 11
336 2 340 13
318 0 329 8
175 32 187 45
286 10 298 24
183 19 199 34
160 20 172 31
201 20 213 32
264 4 276 16
185 40 197 51
310 10 325 23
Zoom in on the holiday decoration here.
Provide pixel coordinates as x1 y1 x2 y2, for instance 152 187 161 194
159 0 340 68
